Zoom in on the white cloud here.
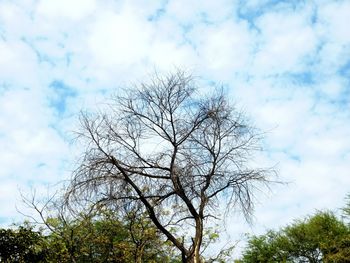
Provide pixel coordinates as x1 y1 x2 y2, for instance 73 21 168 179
37 0 96 21
195 20 253 71
0 88 69 177
318 77 347 98
317 1 350 44
252 9 318 74
88 10 151 67
166 0 237 24
85 5 198 83
0 40 39 86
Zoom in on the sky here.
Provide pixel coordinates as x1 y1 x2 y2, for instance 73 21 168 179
1 0 350 256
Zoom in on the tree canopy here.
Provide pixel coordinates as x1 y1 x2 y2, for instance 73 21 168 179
64 71 272 262
0 209 179 263
240 211 350 263
0 224 48 263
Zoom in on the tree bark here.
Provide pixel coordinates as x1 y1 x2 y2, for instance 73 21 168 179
135 243 145 263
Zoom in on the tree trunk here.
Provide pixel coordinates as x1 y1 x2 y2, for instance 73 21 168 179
186 254 203 263
184 218 204 263
193 217 203 263
135 243 145 263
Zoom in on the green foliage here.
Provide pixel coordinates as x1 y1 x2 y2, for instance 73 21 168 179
0 224 48 262
325 235 350 262
241 211 350 263
43 211 179 263
241 230 289 262
1 211 180 263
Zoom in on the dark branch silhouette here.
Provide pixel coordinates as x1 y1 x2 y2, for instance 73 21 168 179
65 71 274 262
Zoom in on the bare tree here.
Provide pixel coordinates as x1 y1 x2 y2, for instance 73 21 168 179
65 71 273 263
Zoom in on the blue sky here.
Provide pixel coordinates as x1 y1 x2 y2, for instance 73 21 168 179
1 0 350 254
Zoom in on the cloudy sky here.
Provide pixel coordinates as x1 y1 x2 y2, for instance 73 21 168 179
1 0 350 254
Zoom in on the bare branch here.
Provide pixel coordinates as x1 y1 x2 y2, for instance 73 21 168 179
64 70 276 262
